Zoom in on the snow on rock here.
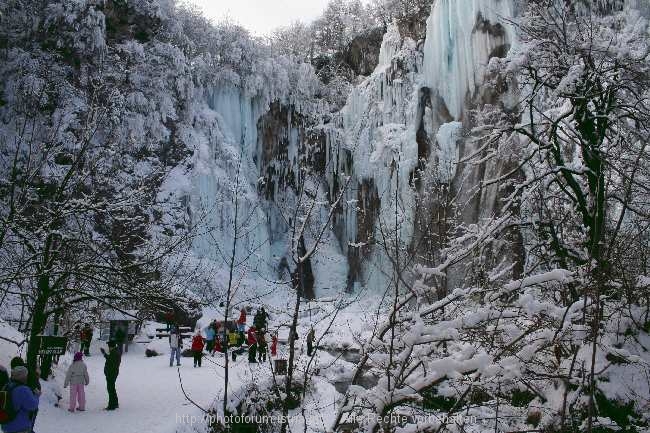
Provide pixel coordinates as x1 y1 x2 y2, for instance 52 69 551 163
376 22 403 71
0 320 25 367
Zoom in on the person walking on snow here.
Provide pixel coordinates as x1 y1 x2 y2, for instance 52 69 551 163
64 352 89 412
271 332 278 357
247 326 258 363
307 327 316 357
169 326 183 367
204 324 215 354
100 341 121 410
191 331 204 367
1 366 39 433
237 308 246 332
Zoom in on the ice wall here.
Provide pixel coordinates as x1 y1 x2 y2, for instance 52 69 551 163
422 0 514 120
326 0 518 292
188 85 275 284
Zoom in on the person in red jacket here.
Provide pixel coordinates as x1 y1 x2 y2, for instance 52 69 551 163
271 332 278 357
246 326 257 363
191 330 205 368
237 308 247 332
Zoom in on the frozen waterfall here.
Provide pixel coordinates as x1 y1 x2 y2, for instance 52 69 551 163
422 0 515 120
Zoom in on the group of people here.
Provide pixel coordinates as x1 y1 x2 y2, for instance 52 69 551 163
66 339 122 413
169 307 282 368
59 340 121 414
0 358 40 433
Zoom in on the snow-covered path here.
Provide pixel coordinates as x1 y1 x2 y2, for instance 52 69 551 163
37 343 235 433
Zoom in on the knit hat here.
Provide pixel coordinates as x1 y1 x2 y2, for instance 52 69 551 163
11 366 28 383
107 340 116 348
74 352 83 362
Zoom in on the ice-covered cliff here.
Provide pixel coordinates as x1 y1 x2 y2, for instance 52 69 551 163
187 0 523 296
318 0 522 293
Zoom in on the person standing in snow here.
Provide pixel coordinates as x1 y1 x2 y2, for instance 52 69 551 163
191 331 204 368
204 323 215 354
80 323 93 356
254 307 269 330
306 327 316 357
247 326 257 363
168 326 183 367
237 308 247 332
271 332 278 357
64 352 89 412
1 366 39 433
8 356 41 430
114 326 126 354
257 330 267 363
212 335 222 356
100 341 121 410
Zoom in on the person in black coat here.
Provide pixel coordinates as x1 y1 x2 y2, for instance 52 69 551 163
100 341 121 410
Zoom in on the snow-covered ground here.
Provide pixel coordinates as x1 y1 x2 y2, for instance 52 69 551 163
37 340 228 433
20 293 384 433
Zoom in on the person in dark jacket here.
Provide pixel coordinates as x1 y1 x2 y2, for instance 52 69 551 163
0 365 8 390
257 330 267 363
306 327 316 357
114 326 126 354
254 307 269 330
80 324 93 356
100 341 121 410
2 366 39 433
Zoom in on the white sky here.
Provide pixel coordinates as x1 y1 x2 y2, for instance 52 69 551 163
184 0 336 36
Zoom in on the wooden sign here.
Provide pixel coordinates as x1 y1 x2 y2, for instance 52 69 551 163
274 359 287 375
36 336 68 355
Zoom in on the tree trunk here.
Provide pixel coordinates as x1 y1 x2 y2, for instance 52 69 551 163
26 275 50 388
280 261 304 433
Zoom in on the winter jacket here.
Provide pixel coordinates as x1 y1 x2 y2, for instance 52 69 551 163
81 327 93 342
1 382 39 433
114 327 126 343
204 327 215 341
271 336 278 356
103 348 121 378
237 310 246 325
228 331 239 346
169 332 183 349
64 360 89 387
247 328 257 345
253 310 268 329
191 335 204 351
257 332 267 349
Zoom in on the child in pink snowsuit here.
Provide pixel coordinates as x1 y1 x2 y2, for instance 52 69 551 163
64 351 90 412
